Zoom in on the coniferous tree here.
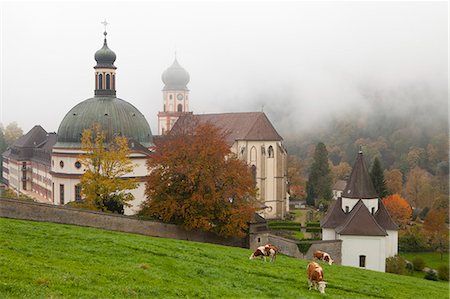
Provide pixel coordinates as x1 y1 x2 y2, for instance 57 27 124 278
306 142 332 206
370 157 388 198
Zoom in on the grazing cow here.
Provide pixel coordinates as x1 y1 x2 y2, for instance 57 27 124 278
307 262 327 294
313 250 334 265
249 244 279 262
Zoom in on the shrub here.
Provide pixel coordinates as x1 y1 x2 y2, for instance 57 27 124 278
399 226 429 252
412 257 425 271
419 207 430 220
386 255 406 274
305 222 321 227
405 261 414 273
424 269 438 281
438 265 449 281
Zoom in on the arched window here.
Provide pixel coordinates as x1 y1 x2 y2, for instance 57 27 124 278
75 184 82 202
112 74 115 90
250 146 257 162
345 206 349 213
371 207 375 214
98 74 103 89
359 255 366 267
268 146 274 158
163 104 166 112
106 74 111 90
177 104 183 112
169 94 173 100
251 165 257 187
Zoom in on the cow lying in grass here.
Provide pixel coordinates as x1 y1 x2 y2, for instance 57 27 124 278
313 250 334 265
249 244 279 262
307 261 327 294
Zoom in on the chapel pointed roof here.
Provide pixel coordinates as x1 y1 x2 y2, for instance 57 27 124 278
374 199 399 231
321 197 347 229
342 151 378 199
336 200 387 236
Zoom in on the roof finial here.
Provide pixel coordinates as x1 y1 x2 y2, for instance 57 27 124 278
101 19 109 37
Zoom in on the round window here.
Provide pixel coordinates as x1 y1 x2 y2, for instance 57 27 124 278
59 161 64 168
75 161 82 169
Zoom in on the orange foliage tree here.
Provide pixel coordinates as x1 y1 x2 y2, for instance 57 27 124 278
423 209 449 260
141 120 257 237
382 194 412 228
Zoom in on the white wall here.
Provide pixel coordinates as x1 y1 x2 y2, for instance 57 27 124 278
385 230 398 258
322 228 336 241
340 234 386 272
342 197 378 214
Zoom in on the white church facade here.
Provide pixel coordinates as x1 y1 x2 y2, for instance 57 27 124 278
321 151 398 272
2 28 289 219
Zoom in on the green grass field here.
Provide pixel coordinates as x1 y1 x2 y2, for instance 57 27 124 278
0 218 448 298
400 252 449 270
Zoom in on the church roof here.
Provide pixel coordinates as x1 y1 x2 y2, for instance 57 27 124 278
374 199 399 231
175 112 283 145
333 180 347 191
321 197 347 229
336 200 387 236
55 96 153 148
13 125 48 148
342 152 378 199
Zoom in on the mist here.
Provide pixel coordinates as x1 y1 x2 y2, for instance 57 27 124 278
0 1 447 137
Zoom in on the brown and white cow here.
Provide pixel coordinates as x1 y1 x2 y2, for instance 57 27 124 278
307 261 327 294
313 250 334 265
249 244 279 262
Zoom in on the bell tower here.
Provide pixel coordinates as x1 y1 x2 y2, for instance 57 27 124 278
158 57 190 135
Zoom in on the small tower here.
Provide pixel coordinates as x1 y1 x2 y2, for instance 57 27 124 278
158 57 191 135
94 26 117 97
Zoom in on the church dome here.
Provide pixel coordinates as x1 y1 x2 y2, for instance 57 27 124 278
94 32 116 69
161 58 190 90
55 97 153 148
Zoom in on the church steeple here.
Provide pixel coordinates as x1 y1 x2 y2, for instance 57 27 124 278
158 56 191 135
94 20 116 97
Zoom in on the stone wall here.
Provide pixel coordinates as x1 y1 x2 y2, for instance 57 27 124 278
0 198 247 248
266 234 342 264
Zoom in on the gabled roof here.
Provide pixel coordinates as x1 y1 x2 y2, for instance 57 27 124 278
174 112 283 145
333 180 347 191
342 152 378 199
321 197 347 229
13 125 48 148
375 199 399 231
336 200 387 236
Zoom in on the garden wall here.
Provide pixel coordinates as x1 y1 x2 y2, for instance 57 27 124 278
0 198 247 248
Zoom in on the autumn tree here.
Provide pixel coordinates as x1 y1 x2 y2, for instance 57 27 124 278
141 121 257 238
330 161 352 183
384 169 403 195
404 167 432 208
382 194 412 228
4 121 23 145
288 155 306 199
306 142 332 206
77 124 138 213
370 157 388 198
423 209 449 260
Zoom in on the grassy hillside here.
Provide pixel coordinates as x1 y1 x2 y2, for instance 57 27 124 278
0 218 447 298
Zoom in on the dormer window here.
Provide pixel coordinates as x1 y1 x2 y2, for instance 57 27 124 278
345 206 349 213
371 207 375 215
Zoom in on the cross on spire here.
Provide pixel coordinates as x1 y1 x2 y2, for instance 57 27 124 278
101 19 109 35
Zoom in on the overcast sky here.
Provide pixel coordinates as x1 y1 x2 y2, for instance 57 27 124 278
0 1 448 136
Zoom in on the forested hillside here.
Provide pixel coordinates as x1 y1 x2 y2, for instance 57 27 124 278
285 86 448 210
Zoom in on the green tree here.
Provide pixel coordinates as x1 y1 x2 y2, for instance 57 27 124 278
141 121 257 237
77 124 138 213
306 142 332 206
370 157 388 198
4 122 23 146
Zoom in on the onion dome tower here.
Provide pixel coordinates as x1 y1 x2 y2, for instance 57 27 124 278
158 57 191 135
54 28 153 148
